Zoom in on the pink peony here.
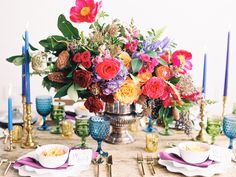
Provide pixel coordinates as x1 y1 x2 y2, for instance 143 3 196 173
70 0 102 23
172 50 192 74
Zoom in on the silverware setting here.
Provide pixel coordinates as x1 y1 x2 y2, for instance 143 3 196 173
147 156 155 176
137 153 145 176
3 160 15 176
107 155 113 177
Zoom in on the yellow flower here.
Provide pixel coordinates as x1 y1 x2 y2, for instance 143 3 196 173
119 52 131 68
137 72 152 86
114 79 141 104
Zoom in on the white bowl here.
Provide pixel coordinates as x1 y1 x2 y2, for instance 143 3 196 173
178 142 210 164
35 144 69 168
73 101 94 117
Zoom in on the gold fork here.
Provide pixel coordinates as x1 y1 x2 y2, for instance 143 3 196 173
147 156 155 175
137 153 145 176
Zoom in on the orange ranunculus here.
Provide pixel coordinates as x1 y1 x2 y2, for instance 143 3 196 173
155 65 171 80
137 71 152 85
114 79 141 104
119 52 131 68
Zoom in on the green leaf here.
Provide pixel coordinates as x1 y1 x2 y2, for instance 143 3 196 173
67 84 78 102
158 57 168 66
146 51 157 58
6 55 25 66
77 90 93 99
58 14 79 39
54 83 72 98
39 35 67 53
169 77 180 84
29 43 38 51
131 58 143 74
74 84 86 91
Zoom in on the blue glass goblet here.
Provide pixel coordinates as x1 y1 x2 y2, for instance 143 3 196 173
36 95 52 131
89 116 110 157
223 115 236 149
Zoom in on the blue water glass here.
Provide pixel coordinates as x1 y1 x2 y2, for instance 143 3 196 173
143 117 157 133
36 95 52 131
89 116 110 157
223 115 236 149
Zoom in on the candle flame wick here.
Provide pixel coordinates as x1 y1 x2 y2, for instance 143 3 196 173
8 84 12 97
26 22 29 30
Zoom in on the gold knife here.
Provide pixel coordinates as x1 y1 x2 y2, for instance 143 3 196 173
107 155 113 177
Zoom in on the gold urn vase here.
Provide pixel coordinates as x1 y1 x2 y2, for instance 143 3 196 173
104 101 140 144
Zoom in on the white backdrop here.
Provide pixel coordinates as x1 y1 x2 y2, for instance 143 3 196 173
0 0 236 114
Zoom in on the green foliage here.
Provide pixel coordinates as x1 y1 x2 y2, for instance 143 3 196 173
131 58 143 74
57 14 79 39
157 57 168 66
39 35 67 54
6 55 25 66
147 27 166 41
54 83 72 98
146 51 157 58
169 77 180 84
67 84 79 101
42 76 67 91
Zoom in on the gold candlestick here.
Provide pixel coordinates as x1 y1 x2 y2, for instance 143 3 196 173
21 104 38 149
222 96 227 118
4 130 16 152
195 100 208 142
22 96 27 139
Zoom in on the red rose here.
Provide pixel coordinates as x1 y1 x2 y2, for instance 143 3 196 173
84 96 104 113
81 51 91 69
142 77 165 99
73 53 81 63
73 69 92 88
101 94 114 104
95 58 120 80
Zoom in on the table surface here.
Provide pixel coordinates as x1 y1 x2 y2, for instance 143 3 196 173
0 124 235 177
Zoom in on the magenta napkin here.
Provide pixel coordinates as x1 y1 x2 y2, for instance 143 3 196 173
13 157 68 169
159 152 213 168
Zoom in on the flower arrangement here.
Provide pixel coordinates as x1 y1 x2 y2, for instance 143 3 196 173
7 0 201 122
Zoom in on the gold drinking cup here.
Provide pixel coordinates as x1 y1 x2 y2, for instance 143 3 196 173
145 133 158 152
61 120 74 138
12 125 23 143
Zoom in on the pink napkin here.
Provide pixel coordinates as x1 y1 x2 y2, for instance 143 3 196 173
13 157 68 169
159 152 214 168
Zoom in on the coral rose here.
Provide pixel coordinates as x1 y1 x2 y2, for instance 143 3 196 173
142 77 165 99
73 52 81 63
137 72 152 86
73 69 92 88
119 52 131 68
70 0 102 23
95 58 120 80
84 96 104 113
114 79 141 104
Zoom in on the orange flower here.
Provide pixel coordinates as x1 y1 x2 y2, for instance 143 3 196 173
114 79 141 104
155 65 171 80
137 71 152 85
119 52 131 68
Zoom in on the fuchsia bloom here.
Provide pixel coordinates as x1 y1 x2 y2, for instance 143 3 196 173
70 0 102 23
125 40 138 53
172 50 192 74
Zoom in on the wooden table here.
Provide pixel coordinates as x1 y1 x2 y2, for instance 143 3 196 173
0 126 235 177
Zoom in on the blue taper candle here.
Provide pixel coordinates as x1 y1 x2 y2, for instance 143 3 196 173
223 31 230 96
8 85 13 131
202 53 207 98
22 46 26 96
24 30 31 104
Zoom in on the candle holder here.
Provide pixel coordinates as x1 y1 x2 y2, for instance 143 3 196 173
22 95 27 139
195 100 208 142
4 130 16 152
222 96 227 118
21 103 38 149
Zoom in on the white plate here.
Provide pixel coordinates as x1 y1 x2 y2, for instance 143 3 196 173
14 150 90 177
158 147 231 177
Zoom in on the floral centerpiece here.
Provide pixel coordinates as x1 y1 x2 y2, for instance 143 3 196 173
7 0 201 131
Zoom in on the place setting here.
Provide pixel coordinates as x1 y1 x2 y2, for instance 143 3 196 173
1 0 236 176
